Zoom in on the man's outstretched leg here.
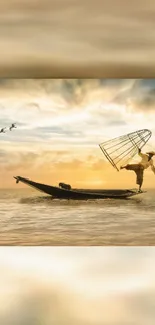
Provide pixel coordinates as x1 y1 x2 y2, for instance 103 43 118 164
120 163 144 191
120 165 127 170
120 164 136 170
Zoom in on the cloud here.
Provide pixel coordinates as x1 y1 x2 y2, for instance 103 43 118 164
129 90 155 112
0 79 129 131
128 80 155 112
0 149 8 165
1 79 155 188
108 79 155 114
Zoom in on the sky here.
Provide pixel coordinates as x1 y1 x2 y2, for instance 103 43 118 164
1 78 155 189
0 247 155 324
0 0 155 77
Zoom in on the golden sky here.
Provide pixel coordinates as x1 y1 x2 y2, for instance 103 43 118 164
0 79 155 189
0 0 155 77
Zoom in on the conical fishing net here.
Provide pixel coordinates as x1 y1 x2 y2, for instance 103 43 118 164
99 129 152 171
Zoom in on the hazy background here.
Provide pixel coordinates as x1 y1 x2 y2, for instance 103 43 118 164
0 0 155 77
0 247 155 324
0 79 155 189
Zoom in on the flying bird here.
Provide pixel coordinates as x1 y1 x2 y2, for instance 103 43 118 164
0 127 6 133
9 123 17 131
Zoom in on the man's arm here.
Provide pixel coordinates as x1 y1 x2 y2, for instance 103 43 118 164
138 148 146 158
150 160 155 174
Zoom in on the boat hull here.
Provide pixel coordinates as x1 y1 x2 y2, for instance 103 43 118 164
14 176 142 200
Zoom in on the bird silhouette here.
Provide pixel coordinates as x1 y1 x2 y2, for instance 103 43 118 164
0 127 6 133
9 123 17 131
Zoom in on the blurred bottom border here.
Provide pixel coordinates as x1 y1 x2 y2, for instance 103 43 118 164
0 246 154 325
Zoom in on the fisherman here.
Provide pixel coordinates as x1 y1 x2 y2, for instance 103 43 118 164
120 148 155 192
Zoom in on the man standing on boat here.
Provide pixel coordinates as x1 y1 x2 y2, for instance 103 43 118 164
120 148 155 192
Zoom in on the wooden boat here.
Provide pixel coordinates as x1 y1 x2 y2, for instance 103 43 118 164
14 176 143 200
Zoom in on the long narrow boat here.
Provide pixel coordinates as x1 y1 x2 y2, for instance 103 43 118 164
14 176 143 200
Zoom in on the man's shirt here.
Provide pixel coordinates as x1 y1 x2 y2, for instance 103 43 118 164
138 151 155 173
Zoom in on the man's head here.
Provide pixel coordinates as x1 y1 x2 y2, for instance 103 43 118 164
146 151 155 161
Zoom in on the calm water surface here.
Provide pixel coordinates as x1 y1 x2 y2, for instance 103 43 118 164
0 188 155 245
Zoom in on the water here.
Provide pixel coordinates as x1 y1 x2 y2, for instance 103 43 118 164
0 188 155 245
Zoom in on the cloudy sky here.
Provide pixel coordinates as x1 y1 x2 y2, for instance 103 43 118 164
0 0 155 77
0 247 155 324
0 78 155 189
